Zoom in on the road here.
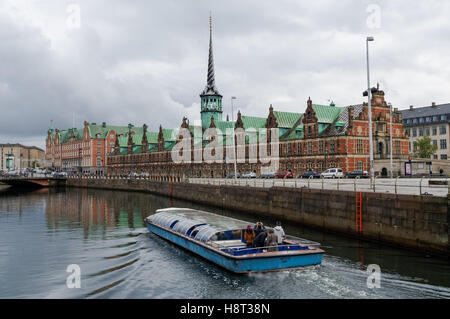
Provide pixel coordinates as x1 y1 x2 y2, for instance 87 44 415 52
188 177 449 197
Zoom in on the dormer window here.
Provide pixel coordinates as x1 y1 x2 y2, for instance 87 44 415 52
307 112 312 120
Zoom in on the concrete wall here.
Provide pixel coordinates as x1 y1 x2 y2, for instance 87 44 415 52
66 177 449 257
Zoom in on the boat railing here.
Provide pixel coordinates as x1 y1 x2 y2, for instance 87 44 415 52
208 237 320 256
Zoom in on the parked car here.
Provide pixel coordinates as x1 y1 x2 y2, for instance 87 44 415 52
260 172 276 179
54 172 68 178
226 172 241 179
299 171 321 179
242 171 257 179
6 170 20 177
320 168 344 179
276 171 294 179
346 170 369 179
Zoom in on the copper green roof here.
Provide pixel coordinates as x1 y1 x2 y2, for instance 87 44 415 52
241 116 267 129
273 111 302 128
283 129 304 141
312 104 345 124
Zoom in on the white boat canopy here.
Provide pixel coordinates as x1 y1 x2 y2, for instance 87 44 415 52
148 208 253 242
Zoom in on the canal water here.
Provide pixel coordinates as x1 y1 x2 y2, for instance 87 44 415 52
0 185 449 299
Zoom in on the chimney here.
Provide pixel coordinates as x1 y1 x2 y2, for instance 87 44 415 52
409 105 413 110
431 102 436 107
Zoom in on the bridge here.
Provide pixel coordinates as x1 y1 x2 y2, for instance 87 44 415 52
0 177 67 188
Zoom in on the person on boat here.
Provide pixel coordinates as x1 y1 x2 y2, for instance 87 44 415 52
254 229 268 248
265 229 278 252
243 225 256 248
273 222 286 245
253 222 266 237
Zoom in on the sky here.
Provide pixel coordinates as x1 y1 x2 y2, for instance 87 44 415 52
0 0 449 150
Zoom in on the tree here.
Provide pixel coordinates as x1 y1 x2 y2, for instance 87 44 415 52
413 136 438 158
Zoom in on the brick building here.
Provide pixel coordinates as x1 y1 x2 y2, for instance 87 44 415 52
45 121 135 174
106 19 410 178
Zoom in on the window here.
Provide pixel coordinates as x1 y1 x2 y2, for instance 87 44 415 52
419 117 424 123
330 140 336 153
308 142 312 155
96 157 102 166
419 128 423 136
356 139 363 153
319 140 324 154
441 154 448 160
307 112 312 120
357 161 364 171
425 127 430 136
440 139 447 149
432 126 437 135
395 141 401 154
426 117 431 123
432 140 438 147
441 115 447 121
413 128 417 137
405 129 410 136
433 154 438 159
439 125 447 135
97 141 101 147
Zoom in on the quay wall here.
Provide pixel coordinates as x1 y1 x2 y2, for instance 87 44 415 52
66 177 449 257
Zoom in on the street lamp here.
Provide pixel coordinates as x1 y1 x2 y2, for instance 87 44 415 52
366 36 375 187
389 103 393 178
231 96 238 179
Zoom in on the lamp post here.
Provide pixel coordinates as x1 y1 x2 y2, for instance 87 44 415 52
366 36 375 187
389 103 393 178
231 96 238 179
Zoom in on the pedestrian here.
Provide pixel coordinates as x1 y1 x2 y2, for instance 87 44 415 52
243 225 255 248
273 222 286 245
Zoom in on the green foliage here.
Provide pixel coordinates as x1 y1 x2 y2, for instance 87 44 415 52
413 136 438 158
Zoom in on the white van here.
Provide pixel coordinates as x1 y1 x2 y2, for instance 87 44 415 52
321 168 344 179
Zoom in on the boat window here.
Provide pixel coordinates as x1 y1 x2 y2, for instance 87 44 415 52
186 223 207 236
169 220 179 229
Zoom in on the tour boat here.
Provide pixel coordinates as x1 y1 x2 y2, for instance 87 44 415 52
145 208 324 274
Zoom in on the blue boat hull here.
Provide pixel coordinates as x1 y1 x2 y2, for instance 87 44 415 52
146 221 323 274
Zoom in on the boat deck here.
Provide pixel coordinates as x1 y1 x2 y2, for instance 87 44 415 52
208 238 320 257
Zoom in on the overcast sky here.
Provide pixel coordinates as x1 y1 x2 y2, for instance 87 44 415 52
1 0 449 150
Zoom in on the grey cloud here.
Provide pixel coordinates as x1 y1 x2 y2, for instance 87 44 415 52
0 0 449 150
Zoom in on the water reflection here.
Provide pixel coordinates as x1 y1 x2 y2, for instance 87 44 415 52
1 186 450 299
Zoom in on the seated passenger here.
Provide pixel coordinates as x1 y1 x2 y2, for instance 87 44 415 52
254 230 268 248
243 225 255 248
265 229 278 252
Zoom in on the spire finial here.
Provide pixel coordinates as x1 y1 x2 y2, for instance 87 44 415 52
209 12 212 33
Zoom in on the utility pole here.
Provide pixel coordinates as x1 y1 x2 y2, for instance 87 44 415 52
389 103 393 178
366 36 375 187
231 96 237 179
